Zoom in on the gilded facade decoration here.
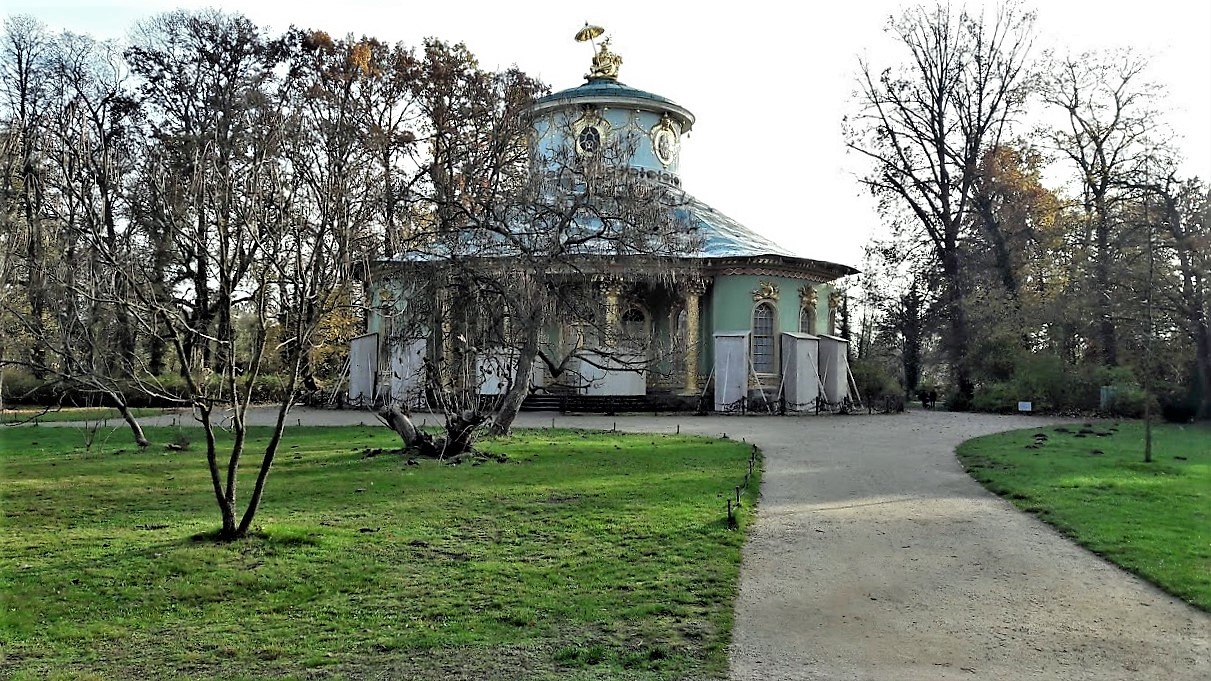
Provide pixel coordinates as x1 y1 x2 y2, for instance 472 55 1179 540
650 114 680 167
752 281 779 302
828 291 842 310
798 285 817 309
683 279 706 394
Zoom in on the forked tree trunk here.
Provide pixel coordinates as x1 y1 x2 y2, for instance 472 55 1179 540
380 404 439 457
489 314 541 436
442 410 485 457
199 406 238 539
236 398 293 537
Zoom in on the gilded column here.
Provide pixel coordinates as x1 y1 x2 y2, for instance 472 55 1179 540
435 284 455 387
683 278 707 394
601 279 625 347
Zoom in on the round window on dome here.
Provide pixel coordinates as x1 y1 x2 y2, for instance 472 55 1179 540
576 125 602 155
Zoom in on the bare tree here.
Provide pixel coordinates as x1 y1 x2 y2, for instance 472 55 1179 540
847 2 1035 404
72 9 366 539
1145 176 1210 420
0 15 53 378
1041 49 1169 367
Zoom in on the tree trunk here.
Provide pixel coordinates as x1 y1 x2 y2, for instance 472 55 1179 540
941 249 974 406
379 404 439 457
116 401 150 448
200 407 238 539
1093 197 1118 366
1195 312 1211 421
442 409 485 457
489 316 541 436
236 397 293 537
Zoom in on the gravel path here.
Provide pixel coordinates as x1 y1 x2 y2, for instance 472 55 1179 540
114 407 1211 679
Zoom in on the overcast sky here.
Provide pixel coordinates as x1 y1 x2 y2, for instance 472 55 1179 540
7 1 1210 267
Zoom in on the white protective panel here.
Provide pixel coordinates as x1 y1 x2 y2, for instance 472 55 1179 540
389 338 428 404
713 332 750 411
476 349 517 396
780 332 821 408
348 333 379 406
579 351 646 396
529 357 547 390
817 335 850 404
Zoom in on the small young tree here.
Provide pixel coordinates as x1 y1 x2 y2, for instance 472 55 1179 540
73 9 370 539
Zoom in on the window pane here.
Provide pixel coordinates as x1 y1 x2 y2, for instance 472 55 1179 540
752 303 774 373
800 306 816 335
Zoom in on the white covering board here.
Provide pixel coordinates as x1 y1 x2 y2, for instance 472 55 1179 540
579 351 646 396
713 332 750 410
476 350 516 396
780 332 821 407
348 333 378 406
817 335 850 404
389 338 428 404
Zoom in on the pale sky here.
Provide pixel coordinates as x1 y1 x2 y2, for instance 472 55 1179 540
7 1 1210 268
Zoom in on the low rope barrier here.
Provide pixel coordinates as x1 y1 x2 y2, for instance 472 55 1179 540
726 442 761 529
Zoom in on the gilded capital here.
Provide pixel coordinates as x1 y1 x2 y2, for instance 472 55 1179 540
752 281 779 302
798 285 817 308
599 279 626 298
685 277 708 297
828 291 843 310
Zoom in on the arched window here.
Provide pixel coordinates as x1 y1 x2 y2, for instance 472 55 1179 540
752 302 775 373
621 307 648 348
799 306 816 335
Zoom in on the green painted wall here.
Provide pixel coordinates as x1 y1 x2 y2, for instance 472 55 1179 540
703 275 832 374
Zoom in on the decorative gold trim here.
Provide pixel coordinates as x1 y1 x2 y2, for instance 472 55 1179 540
828 291 843 310
752 281 779 302
710 265 832 282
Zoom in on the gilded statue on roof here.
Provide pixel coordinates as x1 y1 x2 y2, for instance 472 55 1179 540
575 24 622 81
589 38 622 80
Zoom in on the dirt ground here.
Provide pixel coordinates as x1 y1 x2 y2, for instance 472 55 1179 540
122 407 1211 679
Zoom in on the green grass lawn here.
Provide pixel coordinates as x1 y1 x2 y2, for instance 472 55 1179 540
958 421 1210 611
0 424 759 680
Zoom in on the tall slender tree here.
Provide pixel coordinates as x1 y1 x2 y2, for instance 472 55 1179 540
847 2 1035 405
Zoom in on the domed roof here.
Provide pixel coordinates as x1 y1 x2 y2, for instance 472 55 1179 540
681 196 859 278
529 77 695 131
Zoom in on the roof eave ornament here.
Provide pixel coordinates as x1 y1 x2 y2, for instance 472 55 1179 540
575 23 622 81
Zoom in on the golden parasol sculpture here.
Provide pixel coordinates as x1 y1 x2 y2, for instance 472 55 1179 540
575 24 621 80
